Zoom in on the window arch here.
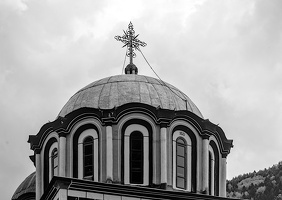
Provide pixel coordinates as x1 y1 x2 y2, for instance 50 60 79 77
209 147 215 195
43 137 58 190
124 124 149 185
209 140 219 196
77 129 99 181
173 130 192 191
48 142 58 181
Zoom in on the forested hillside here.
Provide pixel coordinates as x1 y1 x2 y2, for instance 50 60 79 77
226 161 282 200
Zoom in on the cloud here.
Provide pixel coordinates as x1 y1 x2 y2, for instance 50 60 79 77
1 0 282 199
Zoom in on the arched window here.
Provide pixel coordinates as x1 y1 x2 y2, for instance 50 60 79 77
77 129 99 181
124 124 149 185
48 142 58 181
130 131 143 184
83 136 94 180
176 138 187 189
208 141 219 196
51 148 58 176
173 131 192 191
209 150 215 195
44 138 58 190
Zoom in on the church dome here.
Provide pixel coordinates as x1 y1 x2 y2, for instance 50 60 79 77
12 172 35 200
58 74 203 118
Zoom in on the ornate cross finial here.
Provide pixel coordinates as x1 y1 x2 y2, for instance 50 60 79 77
115 22 146 74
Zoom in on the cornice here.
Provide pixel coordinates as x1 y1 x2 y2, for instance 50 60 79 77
42 176 239 200
28 103 233 154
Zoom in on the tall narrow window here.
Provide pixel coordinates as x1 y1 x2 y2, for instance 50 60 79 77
208 152 212 194
51 148 58 177
209 143 218 196
83 136 94 180
47 141 58 185
77 128 99 181
124 124 149 185
173 130 192 191
176 138 186 189
130 131 143 184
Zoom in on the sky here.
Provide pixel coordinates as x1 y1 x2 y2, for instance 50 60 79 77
0 0 282 199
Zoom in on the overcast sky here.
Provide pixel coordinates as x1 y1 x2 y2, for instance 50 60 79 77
1 0 282 199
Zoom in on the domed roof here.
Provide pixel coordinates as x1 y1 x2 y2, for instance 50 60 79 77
59 74 203 118
12 172 35 200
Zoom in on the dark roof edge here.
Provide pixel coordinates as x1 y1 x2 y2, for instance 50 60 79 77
29 103 233 156
42 176 240 200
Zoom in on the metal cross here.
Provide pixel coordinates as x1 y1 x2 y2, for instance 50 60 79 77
115 22 147 64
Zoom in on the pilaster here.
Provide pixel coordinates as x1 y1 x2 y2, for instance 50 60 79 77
35 152 42 200
106 124 113 182
59 134 67 177
220 155 227 197
160 123 168 185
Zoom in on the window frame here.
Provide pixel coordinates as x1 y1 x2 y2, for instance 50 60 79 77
208 145 215 195
78 129 99 181
124 124 149 185
48 142 58 181
129 131 144 184
173 130 192 191
176 138 187 189
83 136 94 180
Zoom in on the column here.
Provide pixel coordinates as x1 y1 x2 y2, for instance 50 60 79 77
220 156 227 197
106 125 113 182
202 136 209 193
36 152 42 200
167 128 173 188
160 124 167 185
59 134 67 177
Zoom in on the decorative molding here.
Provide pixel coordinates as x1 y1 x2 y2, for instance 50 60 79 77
28 103 233 156
124 124 149 185
42 176 240 200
